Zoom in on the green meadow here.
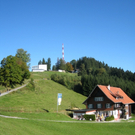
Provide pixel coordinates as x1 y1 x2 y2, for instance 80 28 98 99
0 116 135 135
0 71 135 135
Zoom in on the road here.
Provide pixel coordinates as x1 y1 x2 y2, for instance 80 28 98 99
0 84 28 97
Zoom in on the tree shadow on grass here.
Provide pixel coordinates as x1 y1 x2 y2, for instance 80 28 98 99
42 108 49 112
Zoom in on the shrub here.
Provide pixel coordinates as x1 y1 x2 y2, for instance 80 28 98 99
105 115 114 121
83 114 96 121
27 78 35 91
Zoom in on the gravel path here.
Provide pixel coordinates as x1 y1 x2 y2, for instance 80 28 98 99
0 114 134 123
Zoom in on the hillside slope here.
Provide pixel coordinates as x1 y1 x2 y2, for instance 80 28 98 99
0 72 86 113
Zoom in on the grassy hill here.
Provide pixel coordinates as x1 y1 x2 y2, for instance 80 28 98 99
0 71 135 135
0 71 86 113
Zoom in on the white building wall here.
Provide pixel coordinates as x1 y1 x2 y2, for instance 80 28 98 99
113 110 118 119
125 104 129 119
32 69 45 72
32 65 39 69
86 111 96 115
39 64 47 71
32 64 47 72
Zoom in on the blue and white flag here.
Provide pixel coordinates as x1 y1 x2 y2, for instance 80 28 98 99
57 93 62 105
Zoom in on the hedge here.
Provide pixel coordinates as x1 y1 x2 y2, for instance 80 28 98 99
83 114 96 121
105 115 114 121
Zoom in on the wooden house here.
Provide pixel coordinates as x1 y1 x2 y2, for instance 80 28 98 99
73 85 134 120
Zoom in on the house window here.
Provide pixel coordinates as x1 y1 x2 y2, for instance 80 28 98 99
88 104 93 109
97 104 102 108
95 97 103 101
106 103 111 108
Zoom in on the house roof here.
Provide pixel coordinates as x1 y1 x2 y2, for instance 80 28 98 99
83 85 134 105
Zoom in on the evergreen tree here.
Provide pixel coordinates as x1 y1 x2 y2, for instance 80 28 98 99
47 58 51 70
56 58 66 70
78 64 87 76
52 65 56 70
70 59 77 70
38 60 42 65
42 58 46 64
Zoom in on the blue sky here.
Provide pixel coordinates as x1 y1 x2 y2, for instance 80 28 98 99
0 0 135 72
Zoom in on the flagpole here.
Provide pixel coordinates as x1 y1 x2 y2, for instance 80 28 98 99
57 93 62 113
57 95 58 113
57 94 58 113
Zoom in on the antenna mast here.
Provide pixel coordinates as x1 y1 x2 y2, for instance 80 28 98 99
62 43 64 60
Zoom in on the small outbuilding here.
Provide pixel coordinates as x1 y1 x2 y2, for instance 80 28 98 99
32 64 47 72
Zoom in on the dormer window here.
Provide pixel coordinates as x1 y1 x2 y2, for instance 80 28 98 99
95 97 104 101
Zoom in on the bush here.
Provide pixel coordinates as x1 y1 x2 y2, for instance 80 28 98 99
27 78 35 91
105 115 114 121
83 114 96 121
51 74 81 91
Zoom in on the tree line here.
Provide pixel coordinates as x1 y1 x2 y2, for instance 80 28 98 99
38 58 51 71
76 57 135 100
51 56 135 104
74 56 135 82
52 58 73 72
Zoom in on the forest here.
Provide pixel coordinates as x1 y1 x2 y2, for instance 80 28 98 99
51 57 135 105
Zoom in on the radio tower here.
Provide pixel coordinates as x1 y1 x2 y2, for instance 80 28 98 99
62 43 64 60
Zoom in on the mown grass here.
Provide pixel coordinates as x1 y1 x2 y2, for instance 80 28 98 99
0 112 75 121
0 116 135 135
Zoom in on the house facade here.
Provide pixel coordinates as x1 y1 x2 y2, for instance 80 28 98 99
73 85 134 120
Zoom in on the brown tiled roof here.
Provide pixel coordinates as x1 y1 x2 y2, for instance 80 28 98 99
98 85 134 104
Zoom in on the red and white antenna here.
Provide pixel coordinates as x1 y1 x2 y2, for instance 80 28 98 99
62 43 64 60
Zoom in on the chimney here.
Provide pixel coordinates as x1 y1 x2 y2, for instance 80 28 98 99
107 85 110 91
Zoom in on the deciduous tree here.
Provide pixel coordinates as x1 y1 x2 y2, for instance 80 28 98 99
16 48 31 67
0 55 30 88
66 62 74 72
